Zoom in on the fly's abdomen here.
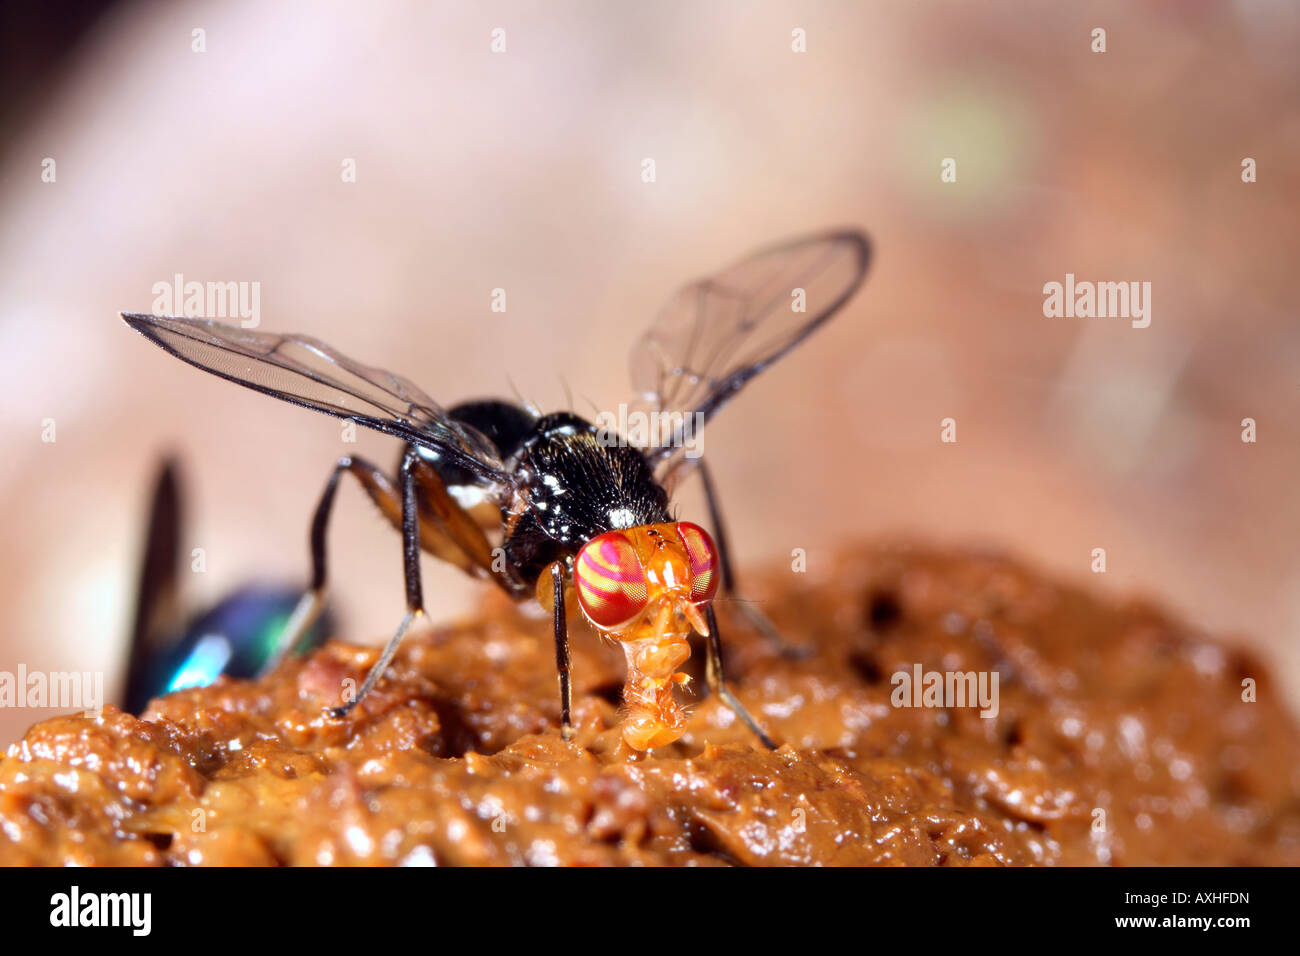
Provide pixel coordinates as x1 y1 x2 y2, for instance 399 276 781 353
413 399 538 488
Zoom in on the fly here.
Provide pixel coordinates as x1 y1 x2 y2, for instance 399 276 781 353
121 229 871 754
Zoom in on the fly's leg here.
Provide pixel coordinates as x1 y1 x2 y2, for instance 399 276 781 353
551 562 574 741
270 447 511 675
268 455 397 671
704 605 777 750
327 445 427 718
697 459 811 659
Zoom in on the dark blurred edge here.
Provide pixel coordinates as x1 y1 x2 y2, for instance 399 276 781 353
0 0 127 157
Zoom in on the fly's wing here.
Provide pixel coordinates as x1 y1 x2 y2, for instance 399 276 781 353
122 313 509 484
629 229 870 473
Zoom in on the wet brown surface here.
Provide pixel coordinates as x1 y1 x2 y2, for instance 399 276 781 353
2 543 1298 865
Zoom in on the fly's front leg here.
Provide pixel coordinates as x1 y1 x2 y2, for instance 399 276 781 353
704 605 777 750
327 445 427 718
550 561 574 741
697 459 810 659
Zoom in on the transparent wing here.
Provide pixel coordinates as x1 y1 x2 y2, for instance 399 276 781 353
630 229 870 465
122 313 509 484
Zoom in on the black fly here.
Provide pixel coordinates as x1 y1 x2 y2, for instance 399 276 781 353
122 229 870 753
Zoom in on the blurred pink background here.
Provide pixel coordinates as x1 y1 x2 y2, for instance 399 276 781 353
1 0 1298 744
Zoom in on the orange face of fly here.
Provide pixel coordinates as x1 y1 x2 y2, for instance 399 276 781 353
572 522 720 751
573 522 719 637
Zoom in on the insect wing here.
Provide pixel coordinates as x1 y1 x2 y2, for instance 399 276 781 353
122 313 509 483
629 230 870 466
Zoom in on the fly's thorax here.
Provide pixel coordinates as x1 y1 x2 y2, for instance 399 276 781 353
508 413 669 547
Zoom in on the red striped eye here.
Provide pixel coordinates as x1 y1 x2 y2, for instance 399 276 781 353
676 522 719 605
574 531 650 630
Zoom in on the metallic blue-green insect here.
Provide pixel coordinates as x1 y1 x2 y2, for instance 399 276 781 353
122 459 332 715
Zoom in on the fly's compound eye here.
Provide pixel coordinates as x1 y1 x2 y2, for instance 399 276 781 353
675 522 719 605
575 531 650 630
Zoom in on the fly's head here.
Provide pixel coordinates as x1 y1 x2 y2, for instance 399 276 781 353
573 522 718 641
572 521 720 752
